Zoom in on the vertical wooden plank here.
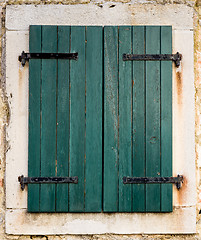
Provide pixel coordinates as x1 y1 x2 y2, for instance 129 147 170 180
132 26 146 212
28 25 41 212
40 26 57 212
161 26 172 212
69 26 85 212
118 26 132 212
145 26 161 212
85 26 103 212
104 26 119 212
56 26 70 212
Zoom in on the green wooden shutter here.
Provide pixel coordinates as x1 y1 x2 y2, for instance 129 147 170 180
104 26 172 212
28 25 172 213
28 26 41 212
28 25 103 212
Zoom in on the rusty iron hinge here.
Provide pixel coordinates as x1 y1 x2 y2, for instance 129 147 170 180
18 51 78 67
123 52 182 67
123 175 183 190
18 175 78 190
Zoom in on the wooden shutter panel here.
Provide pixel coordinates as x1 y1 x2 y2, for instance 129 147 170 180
28 26 103 212
132 26 145 212
160 27 172 212
28 25 172 213
56 26 70 212
104 26 172 212
28 25 41 212
104 26 119 212
40 26 57 212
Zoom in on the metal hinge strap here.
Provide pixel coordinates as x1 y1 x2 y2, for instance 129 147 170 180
123 52 182 67
19 51 78 67
123 175 183 190
18 175 78 190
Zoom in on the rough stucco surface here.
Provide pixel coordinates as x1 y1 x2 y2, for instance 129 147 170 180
195 0 201 237
0 0 199 239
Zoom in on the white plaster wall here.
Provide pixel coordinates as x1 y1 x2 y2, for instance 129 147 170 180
5 207 196 235
6 4 193 30
5 4 195 235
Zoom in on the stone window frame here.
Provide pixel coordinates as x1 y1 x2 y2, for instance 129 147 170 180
5 4 196 235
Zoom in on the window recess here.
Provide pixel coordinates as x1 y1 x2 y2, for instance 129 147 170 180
19 25 181 213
